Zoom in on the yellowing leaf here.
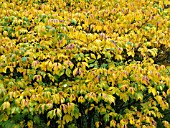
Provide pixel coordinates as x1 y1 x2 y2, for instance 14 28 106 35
115 54 123 60
147 48 158 57
47 110 56 119
73 68 78 77
82 62 89 69
27 120 33 128
95 122 100 128
127 51 135 57
129 117 135 124
3 101 10 110
148 87 157 96
135 92 143 101
66 68 71 77
97 54 101 59
96 25 102 32
167 88 170 95
110 120 116 127
61 104 67 114
47 121 50 126
63 114 73 123
56 108 62 118
100 107 106 115
128 87 135 95
155 95 162 103
47 61 53 71
107 95 115 104
119 92 129 102
163 121 170 127
90 53 96 59
70 94 76 102
78 96 85 103
3 114 9 121
33 75 42 82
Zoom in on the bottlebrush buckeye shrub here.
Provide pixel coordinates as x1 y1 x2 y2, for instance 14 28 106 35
0 0 170 128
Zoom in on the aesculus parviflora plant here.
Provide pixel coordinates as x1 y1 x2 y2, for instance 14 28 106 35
0 0 170 128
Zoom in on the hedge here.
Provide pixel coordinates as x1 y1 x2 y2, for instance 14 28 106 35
0 0 170 128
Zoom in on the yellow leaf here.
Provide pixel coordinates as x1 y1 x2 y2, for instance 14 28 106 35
167 88 170 95
96 25 102 32
63 114 73 123
3 101 10 110
163 121 170 127
2 114 8 121
70 94 76 102
107 95 115 104
127 51 135 57
115 54 123 60
147 48 158 57
129 117 135 124
97 54 101 59
119 92 129 102
3 66 8 73
95 122 100 128
73 68 78 77
110 120 116 127
90 53 96 59
47 121 50 126
66 68 71 77
100 107 106 115
56 108 62 118
128 87 135 95
47 61 53 71
76 26 82 30
155 95 162 103
27 120 33 128
61 104 67 114
78 96 85 103
148 87 157 96
61 38 67 47
82 62 89 69
33 75 42 82
40 62 47 71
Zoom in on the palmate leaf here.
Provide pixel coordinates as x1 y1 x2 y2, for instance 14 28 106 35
63 114 73 123
109 119 116 127
2 101 10 110
47 109 56 120
148 87 157 96
127 51 135 57
135 91 143 101
119 92 129 102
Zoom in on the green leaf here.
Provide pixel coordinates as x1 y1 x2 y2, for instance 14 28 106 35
47 110 53 119
33 115 41 124
66 68 71 77
71 19 77 25
101 63 108 68
135 91 143 101
89 64 94 68
103 114 110 122
22 57 27 62
88 59 95 64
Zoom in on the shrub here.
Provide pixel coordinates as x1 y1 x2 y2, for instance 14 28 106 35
0 0 170 128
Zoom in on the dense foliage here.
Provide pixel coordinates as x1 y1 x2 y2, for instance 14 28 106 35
0 0 170 128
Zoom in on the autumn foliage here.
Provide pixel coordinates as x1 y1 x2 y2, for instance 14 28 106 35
0 0 170 128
